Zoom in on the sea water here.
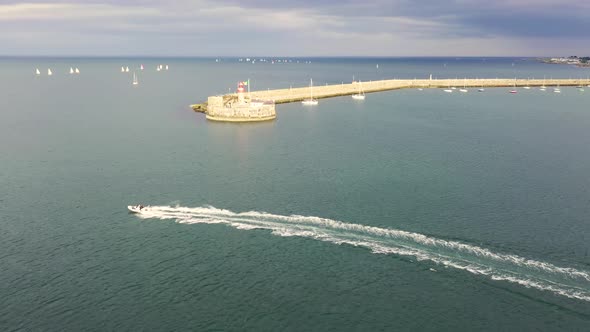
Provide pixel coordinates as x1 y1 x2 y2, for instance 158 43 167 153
1 57 590 330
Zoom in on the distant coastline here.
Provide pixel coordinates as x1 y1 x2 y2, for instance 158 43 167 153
539 56 590 67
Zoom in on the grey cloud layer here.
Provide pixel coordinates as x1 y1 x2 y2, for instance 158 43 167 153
1 0 588 55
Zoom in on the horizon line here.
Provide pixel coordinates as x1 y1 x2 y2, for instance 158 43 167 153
0 55 558 59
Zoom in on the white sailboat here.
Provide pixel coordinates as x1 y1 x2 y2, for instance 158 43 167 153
140 64 144 71
47 68 52 76
35 68 41 75
132 72 138 86
553 84 561 93
352 80 366 100
302 79 318 105
165 64 169 70
121 66 125 73
125 66 130 73
75 67 80 74
156 65 161 72
523 79 531 89
459 79 468 92
69 67 74 74
444 82 453 93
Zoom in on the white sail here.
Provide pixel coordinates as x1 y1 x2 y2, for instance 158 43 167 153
47 68 52 76
140 64 144 70
121 66 125 73
132 72 138 85
69 67 74 74
75 68 80 74
125 66 130 72
35 68 40 75
165 64 169 70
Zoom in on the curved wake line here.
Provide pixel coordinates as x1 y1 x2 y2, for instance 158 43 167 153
136 205 590 302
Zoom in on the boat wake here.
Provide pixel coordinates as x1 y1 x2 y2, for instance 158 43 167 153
134 205 590 302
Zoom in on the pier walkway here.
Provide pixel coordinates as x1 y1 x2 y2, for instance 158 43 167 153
191 78 590 119
246 78 590 104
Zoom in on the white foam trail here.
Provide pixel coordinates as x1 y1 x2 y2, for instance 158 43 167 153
135 205 590 302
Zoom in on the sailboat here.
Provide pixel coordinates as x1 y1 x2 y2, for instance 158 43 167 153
352 80 366 100
553 84 561 93
70 67 74 74
302 79 318 105
156 65 161 72
132 72 139 86
523 79 531 89
75 68 80 74
47 68 53 76
540 77 547 91
125 66 130 73
444 82 453 93
140 64 144 71
459 79 468 92
509 80 517 93
35 68 41 75
121 66 125 73
165 65 169 70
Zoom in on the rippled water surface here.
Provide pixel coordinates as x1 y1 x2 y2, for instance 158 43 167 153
1 57 590 330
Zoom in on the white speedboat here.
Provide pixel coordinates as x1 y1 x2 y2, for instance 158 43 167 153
128 205 148 213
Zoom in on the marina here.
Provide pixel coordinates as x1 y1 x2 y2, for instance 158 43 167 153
192 77 590 122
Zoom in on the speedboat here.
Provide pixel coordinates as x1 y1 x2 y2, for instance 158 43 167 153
128 205 148 213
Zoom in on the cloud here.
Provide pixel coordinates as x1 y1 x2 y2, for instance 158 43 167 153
0 0 589 56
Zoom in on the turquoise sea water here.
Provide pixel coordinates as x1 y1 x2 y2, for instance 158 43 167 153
1 57 590 330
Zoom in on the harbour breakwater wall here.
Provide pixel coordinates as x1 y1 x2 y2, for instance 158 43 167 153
248 78 590 104
191 78 590 121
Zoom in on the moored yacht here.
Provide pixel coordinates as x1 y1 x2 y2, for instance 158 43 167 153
352 80 366 100
302 78 319 105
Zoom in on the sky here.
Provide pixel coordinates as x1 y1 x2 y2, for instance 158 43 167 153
1 0 589 56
